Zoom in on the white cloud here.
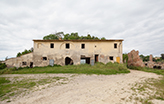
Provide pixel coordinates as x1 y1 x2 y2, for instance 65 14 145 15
0 0 164 60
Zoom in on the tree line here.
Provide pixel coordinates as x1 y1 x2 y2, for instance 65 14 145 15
16 48 33 57
43 32 106 40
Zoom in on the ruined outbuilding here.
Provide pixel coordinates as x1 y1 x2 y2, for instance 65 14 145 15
144 54 164 69
5 52 33 68
5 39 123 68
128 50 145 67
128 50 164 69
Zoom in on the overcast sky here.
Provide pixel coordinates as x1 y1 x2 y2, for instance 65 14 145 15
0 0 164 60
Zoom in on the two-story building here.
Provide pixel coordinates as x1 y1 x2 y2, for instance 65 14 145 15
33 39 123 67
5 39 123 68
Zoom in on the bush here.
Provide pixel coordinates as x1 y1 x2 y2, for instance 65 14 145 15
0 63 7 70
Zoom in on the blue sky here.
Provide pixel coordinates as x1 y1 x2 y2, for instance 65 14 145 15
0 0 164 60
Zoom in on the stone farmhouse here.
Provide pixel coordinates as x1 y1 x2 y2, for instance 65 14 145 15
5 39 123 68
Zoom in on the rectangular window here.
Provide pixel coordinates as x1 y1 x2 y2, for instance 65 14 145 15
81 44 85 49
22 62 27 65
114 43 117 48
50 43 54 48
109 56 113 60
43 57 47 60
66 43 70 49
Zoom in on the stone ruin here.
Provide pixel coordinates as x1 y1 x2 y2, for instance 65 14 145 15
128 50 164 69
145 54 164 69
128 50 145 67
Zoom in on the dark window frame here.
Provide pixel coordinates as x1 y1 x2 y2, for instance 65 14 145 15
66 43 70 49
50 43 54 48
81 44 85 49
114 43 117 48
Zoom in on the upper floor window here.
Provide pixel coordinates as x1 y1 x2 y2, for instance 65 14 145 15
50 43 54 48
114 43 117 48
66 43 70 49
81 44 85 49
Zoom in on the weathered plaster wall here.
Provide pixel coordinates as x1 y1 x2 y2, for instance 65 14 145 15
5 53 33 68
33 40 123 67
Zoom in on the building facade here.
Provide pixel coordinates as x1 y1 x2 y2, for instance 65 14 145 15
5 39 123 68
33 39 123 67
5 52 33 68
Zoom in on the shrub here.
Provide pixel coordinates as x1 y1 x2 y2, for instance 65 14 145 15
0 63 7 70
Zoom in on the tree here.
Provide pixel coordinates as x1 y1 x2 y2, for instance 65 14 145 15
16 48 33 57
161 54 164 59
139 54 149 62
101 37 106 40
17 52 21 57
123 53 128 63
43 32 64 40
43 32 105 40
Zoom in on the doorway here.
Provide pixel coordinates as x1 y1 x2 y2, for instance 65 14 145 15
30 62 33 68
65 57 73 65
95 54 99 63
116 57 120 63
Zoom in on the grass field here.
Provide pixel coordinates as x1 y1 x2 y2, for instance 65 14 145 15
0 62 130 75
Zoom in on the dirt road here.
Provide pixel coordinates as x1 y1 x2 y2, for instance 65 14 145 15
2 70 164 104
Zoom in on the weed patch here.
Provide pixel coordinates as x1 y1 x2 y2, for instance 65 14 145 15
0 62 130 75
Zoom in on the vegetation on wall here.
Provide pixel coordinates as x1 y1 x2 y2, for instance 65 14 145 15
16 48 33 57
43 32 106 40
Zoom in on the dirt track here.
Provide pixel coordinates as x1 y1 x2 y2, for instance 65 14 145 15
2 70 164 104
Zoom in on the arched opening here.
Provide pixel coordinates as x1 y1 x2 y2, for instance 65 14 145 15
158 66 161 69
153 66 157 69
65 57 73 65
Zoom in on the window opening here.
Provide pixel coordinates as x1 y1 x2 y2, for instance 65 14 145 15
66 43 70 49
50 43 54 48
43 57 47 60
81 44 85 49
22 62 27 65
109 56 113 60
114 43 117 48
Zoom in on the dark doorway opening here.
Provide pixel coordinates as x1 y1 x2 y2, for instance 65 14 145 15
30 62 33 68
81 58 90 64
65 57 73 65
95 54 99 63
153 66 157 69
158 66 161 69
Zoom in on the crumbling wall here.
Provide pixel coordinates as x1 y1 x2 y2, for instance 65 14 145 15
144 54 164 69
5 53 33 68
128 50 145 67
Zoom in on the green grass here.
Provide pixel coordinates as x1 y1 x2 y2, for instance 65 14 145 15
128 66 164 75
0 62 130 75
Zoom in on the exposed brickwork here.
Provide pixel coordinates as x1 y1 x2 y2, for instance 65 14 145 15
128 50 145 67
